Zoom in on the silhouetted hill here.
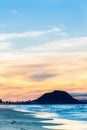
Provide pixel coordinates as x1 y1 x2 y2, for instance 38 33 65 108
31 90 81 104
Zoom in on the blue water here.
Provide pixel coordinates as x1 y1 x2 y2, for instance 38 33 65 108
4 104 87 122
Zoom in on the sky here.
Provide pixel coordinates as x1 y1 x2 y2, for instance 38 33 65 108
0 0 87 101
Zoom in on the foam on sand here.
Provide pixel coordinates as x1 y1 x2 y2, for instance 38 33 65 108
42 118 87 130
14 108 30 113
34 112 57 119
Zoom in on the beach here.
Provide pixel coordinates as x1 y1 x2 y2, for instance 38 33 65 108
0 105 87 130
0 108 51 130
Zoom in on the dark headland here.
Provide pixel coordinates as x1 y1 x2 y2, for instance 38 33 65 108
31 90 81 104
0 90 87 104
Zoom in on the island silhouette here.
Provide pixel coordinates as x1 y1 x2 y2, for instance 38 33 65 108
0 90 87 104
31 90 80 104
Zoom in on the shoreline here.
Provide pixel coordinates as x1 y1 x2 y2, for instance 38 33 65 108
0 108 52 130
0 105 87 130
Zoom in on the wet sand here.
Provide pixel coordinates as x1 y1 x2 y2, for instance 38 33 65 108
0 108 52 130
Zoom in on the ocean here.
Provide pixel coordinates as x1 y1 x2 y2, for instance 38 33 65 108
1 104 87 130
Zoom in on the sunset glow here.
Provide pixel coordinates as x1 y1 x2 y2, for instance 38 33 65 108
0 0 87 101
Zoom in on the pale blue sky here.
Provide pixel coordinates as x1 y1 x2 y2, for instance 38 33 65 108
0 0 87 53
0 0 87 51
0 0 87 35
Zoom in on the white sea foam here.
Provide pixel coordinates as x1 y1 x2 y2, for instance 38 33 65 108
42 118 87 130
34 112 57 119
33 111 87 130
14 108 30 113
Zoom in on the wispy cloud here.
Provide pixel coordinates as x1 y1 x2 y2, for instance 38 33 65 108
0 28 65 41
24 37 87 53
0 42 11 50
71 93 87 100
29 73 57 81
71 93 87 97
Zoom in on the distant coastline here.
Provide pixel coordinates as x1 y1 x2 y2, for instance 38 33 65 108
0 90 87 105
